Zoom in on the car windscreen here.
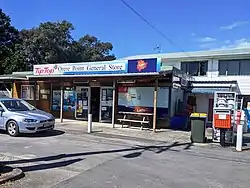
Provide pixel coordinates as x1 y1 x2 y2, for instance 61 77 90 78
1 100 34 111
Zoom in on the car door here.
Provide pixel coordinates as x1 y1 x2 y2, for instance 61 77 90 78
0 103 5 129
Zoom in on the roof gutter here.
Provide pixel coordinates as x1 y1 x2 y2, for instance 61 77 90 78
0 76 28 80
27 72 160 79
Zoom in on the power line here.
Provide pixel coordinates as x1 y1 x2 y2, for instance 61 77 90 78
119 0 189 55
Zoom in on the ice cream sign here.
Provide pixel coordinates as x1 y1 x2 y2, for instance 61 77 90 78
33 61 128 75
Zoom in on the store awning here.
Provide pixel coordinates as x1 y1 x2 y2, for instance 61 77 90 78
0 74 28 81
190 81 238 94
191 87 232 94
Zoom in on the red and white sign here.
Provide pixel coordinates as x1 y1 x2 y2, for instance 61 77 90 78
33 64 69 75
33 62 127 76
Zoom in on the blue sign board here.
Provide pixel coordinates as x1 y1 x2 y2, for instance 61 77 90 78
127 58 161 73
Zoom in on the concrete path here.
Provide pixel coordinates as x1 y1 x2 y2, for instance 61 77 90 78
56 119 193 143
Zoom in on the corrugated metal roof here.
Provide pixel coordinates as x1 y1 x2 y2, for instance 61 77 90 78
120 48 250 60
191 80 237 84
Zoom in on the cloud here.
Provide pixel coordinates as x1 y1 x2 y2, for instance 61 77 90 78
219 38 250 49
198 37 216 43
220 21 249 30
199 42 216 49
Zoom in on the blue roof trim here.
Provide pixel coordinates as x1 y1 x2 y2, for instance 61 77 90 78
191 87 231 94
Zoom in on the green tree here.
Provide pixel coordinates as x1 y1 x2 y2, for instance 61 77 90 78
0 9 19 74
4 20 116 73
77 34 115 62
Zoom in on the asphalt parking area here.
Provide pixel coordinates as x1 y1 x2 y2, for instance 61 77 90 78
1 128 250 188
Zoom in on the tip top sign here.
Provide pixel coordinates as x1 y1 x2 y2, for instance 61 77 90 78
33 62 127 76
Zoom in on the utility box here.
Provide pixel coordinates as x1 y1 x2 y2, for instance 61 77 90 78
190 113 207 143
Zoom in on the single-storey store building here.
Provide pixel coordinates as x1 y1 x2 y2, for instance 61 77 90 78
0 58 192 131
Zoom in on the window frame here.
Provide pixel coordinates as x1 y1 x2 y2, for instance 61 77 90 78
180 61 208 76
218 59 250 76
21 85 39 101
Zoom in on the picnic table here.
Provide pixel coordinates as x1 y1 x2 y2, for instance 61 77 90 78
117 111 153 130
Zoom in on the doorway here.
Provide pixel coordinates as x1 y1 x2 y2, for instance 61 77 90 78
91 87 100 122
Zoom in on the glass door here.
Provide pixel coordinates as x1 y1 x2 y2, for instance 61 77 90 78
75 87 90 120
99 87 114 123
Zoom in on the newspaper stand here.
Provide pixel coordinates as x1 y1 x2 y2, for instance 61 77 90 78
213 92 242 146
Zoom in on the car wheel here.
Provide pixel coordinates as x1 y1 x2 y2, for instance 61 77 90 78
7 120 19 137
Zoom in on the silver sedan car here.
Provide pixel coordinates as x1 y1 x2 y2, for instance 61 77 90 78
0 97 55 136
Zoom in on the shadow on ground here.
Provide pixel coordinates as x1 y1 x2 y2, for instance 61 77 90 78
1 142 192 173
0 129 65 138
2 140 250 174
20 130 65 138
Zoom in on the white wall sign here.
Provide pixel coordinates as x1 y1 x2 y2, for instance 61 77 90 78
33 61 127 76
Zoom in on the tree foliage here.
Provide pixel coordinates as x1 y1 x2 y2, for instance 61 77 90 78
0 10 116 74
0 9 19 74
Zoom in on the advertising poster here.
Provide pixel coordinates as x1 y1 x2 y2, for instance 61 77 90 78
75 88 89 119
100 88 113 122
118 87 169 118
52 89 75 112
52 90 61 111
64 89 75 112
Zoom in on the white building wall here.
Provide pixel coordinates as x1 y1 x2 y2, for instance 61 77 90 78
162 57 250 95
161 59 181 69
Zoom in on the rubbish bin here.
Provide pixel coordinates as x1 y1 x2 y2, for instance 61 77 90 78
190 113 207 143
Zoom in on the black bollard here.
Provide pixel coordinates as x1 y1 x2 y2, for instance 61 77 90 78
220 129 226 147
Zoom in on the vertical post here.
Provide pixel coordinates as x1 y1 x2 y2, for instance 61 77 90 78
34 81 37 107
88 114 92 133
112 80 116 128
11 81 14 98
236 124 243 151
50 82 53 112
153 79 158 133
60 86 64 123
220 129 226 147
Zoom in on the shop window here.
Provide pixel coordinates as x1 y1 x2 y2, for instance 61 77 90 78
219 59 250 75
181 61 208 76
118 87 169 119
21 85 39 100
52 87 75 112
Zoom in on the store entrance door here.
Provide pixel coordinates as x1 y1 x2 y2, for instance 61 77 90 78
75 87 90 120
90 87 100 122
99 87 114 123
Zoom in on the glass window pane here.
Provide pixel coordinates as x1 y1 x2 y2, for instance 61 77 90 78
181 62 188 73
199 61 208 76
218 60 227 75
227 60 240 75
188 62 199 76
240 59 250 75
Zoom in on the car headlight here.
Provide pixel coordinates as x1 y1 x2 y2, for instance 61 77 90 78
23 119 38 123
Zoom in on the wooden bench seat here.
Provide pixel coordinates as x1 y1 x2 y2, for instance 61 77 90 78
117 119 149 124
